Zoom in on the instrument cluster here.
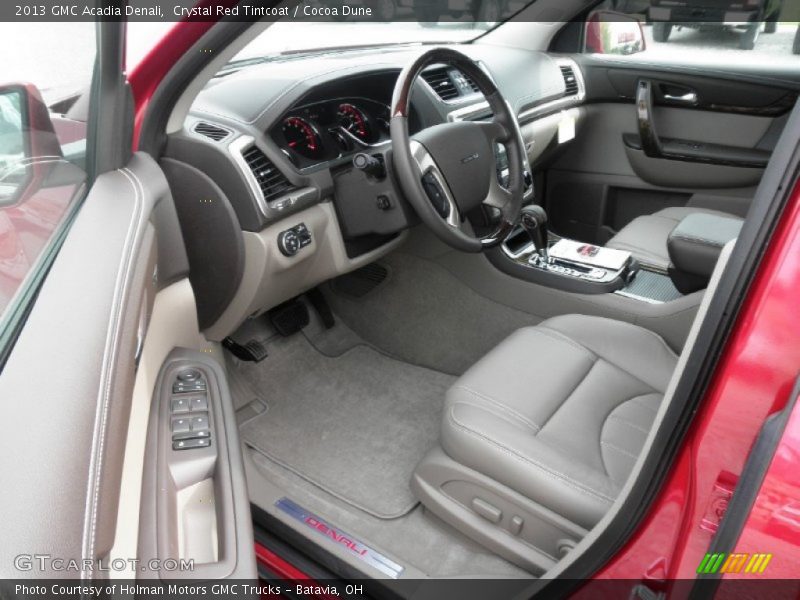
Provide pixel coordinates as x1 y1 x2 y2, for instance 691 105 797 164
272 97 391 169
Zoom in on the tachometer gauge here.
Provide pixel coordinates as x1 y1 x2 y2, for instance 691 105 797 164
337 103 371 143
282 116 322 158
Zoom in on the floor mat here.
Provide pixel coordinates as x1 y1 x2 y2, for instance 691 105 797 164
237 334 455 519
326 252 542 375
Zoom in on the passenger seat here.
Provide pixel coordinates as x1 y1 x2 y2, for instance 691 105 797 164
606 206 743 271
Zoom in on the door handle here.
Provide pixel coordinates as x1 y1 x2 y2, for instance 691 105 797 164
663 91 698 105
636 79 663 159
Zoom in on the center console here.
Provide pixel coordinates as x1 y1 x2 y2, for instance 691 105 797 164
503 229 632 285
667 212 743 293
494 204 704 307
490 205 638 295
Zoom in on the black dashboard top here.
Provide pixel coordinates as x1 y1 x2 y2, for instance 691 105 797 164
191 44 567 132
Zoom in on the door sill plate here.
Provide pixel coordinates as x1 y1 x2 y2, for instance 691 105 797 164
275 497 404 578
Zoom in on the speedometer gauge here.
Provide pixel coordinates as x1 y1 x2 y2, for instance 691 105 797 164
282 116 322 158
337 103 371 143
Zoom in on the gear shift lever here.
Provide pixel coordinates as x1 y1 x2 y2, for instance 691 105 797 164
519 205 549 261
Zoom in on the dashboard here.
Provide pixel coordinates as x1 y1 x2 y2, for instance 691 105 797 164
165 44 584 339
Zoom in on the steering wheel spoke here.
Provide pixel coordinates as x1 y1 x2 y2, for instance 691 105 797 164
410 141 461 228
484 174 513 210
477 118 509 144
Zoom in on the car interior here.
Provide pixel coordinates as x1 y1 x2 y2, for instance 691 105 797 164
139 13 799 581
4 0 799 588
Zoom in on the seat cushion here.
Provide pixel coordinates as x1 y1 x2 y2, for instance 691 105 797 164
606 206 742 270
440 314 678 528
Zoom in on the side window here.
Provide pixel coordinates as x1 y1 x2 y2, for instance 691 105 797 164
0 23 95 329
584 0 797 67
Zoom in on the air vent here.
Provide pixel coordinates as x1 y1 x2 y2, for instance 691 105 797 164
193 121 231 142
241 145 297 204
462 72 480 94
421 66 482 101
421 67 460 101
559 65 579 96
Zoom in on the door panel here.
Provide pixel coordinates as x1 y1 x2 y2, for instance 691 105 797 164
623 143 765 188
599 65 797 116
0 151 256 579
0 19 257 581
544 58 799 243
551 103 772 183
0 153 175 574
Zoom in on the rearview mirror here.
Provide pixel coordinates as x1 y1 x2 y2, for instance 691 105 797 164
0 83 61 208
584 10 646 56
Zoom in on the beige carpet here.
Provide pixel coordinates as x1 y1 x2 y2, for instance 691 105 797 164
237 334 454 519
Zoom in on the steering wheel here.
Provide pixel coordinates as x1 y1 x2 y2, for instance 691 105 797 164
391 48 526 253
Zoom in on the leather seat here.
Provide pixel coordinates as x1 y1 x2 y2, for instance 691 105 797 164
606 206 742 271
437 314 678 529
412 243 736 573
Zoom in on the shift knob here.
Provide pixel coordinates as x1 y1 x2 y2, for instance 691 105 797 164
519 205 549 259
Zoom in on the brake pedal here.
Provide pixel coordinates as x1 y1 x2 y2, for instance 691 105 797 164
222 337 268 362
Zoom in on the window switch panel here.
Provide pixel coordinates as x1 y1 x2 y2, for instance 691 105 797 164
173 437 211 451
171 417 191 433
172 381 206 394
170 397 190 413
191 415 209 432
190 396 208 411
172 430 211 442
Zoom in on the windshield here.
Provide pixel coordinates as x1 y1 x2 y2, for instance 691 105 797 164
229 21 497 62
232 6 526 62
